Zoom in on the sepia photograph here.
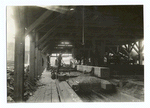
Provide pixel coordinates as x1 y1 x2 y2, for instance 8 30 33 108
6 5 144 103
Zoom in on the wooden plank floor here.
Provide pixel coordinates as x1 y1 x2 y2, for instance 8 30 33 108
26 69 60 103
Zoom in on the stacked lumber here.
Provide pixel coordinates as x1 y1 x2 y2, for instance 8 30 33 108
67 74 113 92
83 66 93 73
57 72 81 81
101 79 112 90
77 65 84 72
67 79 80 91
56 81 82 102
94 67 110 78
58 74 67 81
77 65 110 79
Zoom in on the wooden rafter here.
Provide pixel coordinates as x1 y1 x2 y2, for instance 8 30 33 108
124 44 128 50
135 42 139 50
40 21 143 29
39 6 69 14
129 42 136 52
42 45 50 53
119 46 129 55
36 25 59 47
133 47 139 53
39 28 81 33
107 46 117 56
36 14 61 31
127 43 132 52
44 45 55 54
118 52 128 59
39 39 50 49
41 42 56 53
25 10 53 36
119 50 128 56
38 32 57 49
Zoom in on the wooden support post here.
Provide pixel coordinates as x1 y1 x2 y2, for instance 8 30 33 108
72 48 75 58
40 52 43 75
117 45 119 54
41 53 44 71
98 41 106 66
29 33 35 83
128 43 132 64
141 45 144 52
41 54 43 73
44 54 47 70
44 55 47 70
37 50 41 76
14 6 25 102
88 49 91 65
34 32 39 79
35 49 38 79
139 40 143 65
47 55 50 70
91 38 96 66
39 51 43 75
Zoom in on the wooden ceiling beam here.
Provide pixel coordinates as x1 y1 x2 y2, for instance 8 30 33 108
107 46 117 56
25 10 53 36
41 43 56 53
39 6 70 14
133 47 139 54
36 25 59 47
41 45 50 53
38 32 57 49
129 42 136 53
36 14 61 31
39 21 143 29
40 36 143 42
39 28 81 33
119 46 129 55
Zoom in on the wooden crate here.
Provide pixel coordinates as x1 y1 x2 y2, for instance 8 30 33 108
83 66 93 73
77 65 84 72
94 67 110 78
101 79 112 90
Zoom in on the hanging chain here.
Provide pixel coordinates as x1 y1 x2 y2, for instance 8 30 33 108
82 6 85 45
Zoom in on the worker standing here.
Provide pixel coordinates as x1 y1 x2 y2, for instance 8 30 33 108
56 53 62 78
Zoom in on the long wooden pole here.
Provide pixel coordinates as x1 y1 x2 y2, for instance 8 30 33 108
29 34 35 83
34 32 39 79
37 50 42 76
14 6 25 102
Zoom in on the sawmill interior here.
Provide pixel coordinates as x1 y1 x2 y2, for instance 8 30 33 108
7 5 144 102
